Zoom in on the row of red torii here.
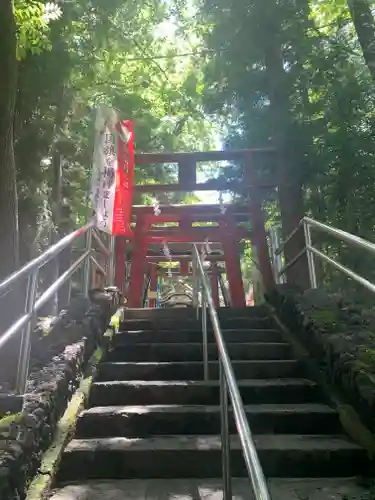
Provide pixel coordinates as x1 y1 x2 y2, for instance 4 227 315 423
113 149 277 308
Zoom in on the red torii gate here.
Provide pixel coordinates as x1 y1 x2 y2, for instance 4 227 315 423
115 149 276 308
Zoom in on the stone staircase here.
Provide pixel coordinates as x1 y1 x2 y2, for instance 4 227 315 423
51 307 372 499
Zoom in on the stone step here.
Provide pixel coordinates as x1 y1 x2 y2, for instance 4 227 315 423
76 403 340 438
49 477 372 500
114 328 283 345
216 305 269 319
57 434 368 481
0 393 23 415
122 308 195 320
97 360 304 381
105 342 292 362
122 306 269 321
119 316 275 332
89 379 322 406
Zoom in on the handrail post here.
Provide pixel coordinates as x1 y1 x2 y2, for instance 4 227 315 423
192 250 199 318
193 244 271 500
108 235 116 285
15 269 39 394
83 227 92 298
268 228 277 283
220 359 232 500
270 228 284 284
274 228 285 284
202 295 209 381
303 220 317 288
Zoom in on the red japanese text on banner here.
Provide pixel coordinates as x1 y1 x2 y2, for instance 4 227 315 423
112 120 134 235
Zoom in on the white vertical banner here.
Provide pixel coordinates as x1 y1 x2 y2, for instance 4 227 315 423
92 126 116 233
91 107 117 233
90 106 134 235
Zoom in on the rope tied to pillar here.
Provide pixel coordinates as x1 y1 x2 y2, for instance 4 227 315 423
152 198 161 216
162 240 173 277
201 236 212 262
219 192 227 215
205 237 212 255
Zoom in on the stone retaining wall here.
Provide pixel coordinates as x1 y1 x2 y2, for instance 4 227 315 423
266 285 375 435
0 290 119 500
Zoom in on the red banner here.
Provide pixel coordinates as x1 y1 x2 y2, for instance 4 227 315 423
112 120 134 236
92 114 134 236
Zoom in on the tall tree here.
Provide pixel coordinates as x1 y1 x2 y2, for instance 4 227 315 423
196 0 317 287
347 0 375 81
188 0 375 293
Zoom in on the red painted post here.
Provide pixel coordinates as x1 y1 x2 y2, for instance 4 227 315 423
127 217 150 307
149 264 157 308
244 160 275 291
219 218 246 308
115 236 126 293
210 263 220 308
179 216 191 276
248 194 274 291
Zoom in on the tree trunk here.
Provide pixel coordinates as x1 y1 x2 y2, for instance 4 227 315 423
347 0 375 82
0 1 22 388
264 41 311 289
0 0 18 279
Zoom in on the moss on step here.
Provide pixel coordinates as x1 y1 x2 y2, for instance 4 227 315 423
0 412 22 433
267 287 375 448
26 390 85 500
309 308 339 325
337 404 375 458
26 345 106 500
92 347 103 364
110 314 120 332
268 304 375 461
356 347 375 374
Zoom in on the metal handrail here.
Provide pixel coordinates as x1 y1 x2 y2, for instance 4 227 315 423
192 245 270 500
92 228 111 257
0 219 114 394
0 220 95 295
276 216 375 292
142 273 151 307
90 255 107 277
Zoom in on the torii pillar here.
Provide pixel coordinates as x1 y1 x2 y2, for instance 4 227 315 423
244 160 275 291
179 217 191 276
149 264 158 308
219 216 246 308
115 236 126 293
127 217 150 307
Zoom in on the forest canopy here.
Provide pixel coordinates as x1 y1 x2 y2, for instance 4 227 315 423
0 0 375 296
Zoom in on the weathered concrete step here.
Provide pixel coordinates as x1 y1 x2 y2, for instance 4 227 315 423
0 393 23 415
57 434 368 480
120 317 275 332
97 359 303 381
114 328 283 344
123 308 195 320
49 477 372 500
89 379 321 406
122 306 269 321
76 403 340 438
105 342 292 362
